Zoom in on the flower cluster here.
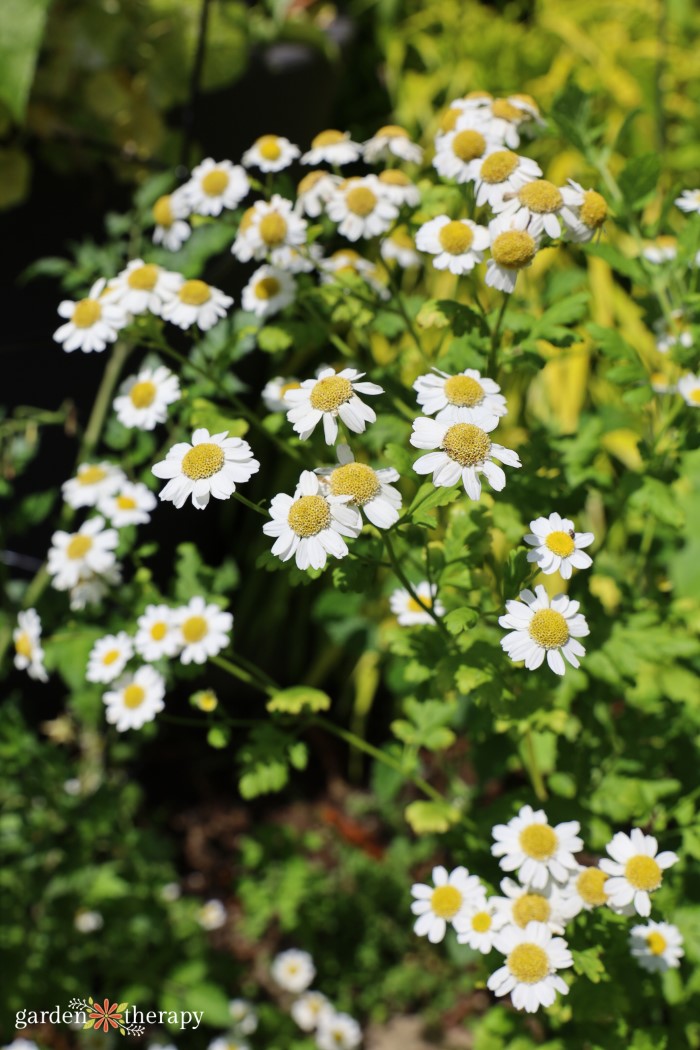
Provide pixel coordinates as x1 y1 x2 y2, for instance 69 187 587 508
272 949 362 1050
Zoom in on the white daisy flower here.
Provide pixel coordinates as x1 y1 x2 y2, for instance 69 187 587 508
559 180 608 243
232 194 308 262
674 188 700 214
207 1038 248 1050
47 517 119 591
411 865 486 943
559 864 610 919
316 1013 362 1050
160 882 181 902
499 585 590 676
161 279 232 331
68 564 122 611
74 909 104 933
197 898 227 930
654 311 693 354
678 372 700 407
524 513 594 579
433 122 496 183
241 265 296 319
434 97 483 138
98 480 157 527
413 367 507 425
152 428 260 510
285 366 384 444
86 631 134 684
320 249 389 298
486 211 540 293
415 216 489 274
184 157 249 216
411 415 521 500
262 375 302 413
326 175 399 241
480 96 538 149
629 921 684 973
242 134 300 172
389 582 445 626
62 462 125 509
295 170 341 217
375 169 421 207
107 259 182 317
454 899 508 953
152 191 192 251
53 279 127 353
113 365 181 431
492 876 570 934
270 242 323 273
599 829 678 917
174 596 233 665
316 443 402 529
363 124 423 164
475 150 542 208
381 227 421 268
263 470 361 572
291 992 332 1032
103 665 166 732
301 129 362 166
488 922 573 1013
13 608 48 682
642 236 678 264
271 948 316 993
492 178 578 239
135 603 179 661
229 999 258 1035
490 805 583 890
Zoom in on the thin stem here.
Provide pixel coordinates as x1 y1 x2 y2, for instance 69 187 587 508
211 654 276 695
382 531 451 641
232 489 269 518
487 295 508 376
523 725 548 802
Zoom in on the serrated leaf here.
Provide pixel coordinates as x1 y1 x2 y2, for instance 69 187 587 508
443 607 478 636
267 686 331 715
572 946 606 983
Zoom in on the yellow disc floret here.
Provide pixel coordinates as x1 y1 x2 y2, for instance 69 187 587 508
287 495 331 537
480 150 519 184
254 276 281 300
102 649 120 665
519 823 558 860
528 609 569 650
444 374 484 408
312 129 345 147
452 129 487 162
442 423 491 467
576 867 608 907
378 169 411 187
545 530 575 557
72 300 102 328
181 443 225 480
179 280 211 306
257 135 282 160
66 535 93 560
430 884 463 920
471 911 492 933
346 185 377 216
491 230 537 270
259 212 288 246
376 124 408 139
116 495 137 511
438 221 474 255
127 264 159 290
298 171 326 194
182 615 208 643
646 931 667 955
153 195 174 228
491 98 526 122
310 375 353 412
78 465 107 485
507 944 550 984
150 622 168 641
517 179 563 213
439 107 460 133
329 463 380 506
512 893 551 928
129 381 157 408
625 855 662 892
580 190 608 229
123 684 146 709
201 168 229 196
15 633 32 658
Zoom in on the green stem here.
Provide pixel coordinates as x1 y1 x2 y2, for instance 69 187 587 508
523 725 548 802
382 531 451 641
487 295 508 376
232 489 269 518
211 654 276 695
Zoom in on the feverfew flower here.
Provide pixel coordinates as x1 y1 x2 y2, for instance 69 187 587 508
208 1039 247 1050
53 279 127 353
316 444 402 529
560 865 610 918
454 899 507 953
135 604 179 661
263 470 361 572
599 829 678 917
416 216 489 274
654 311 693 354
271 949 315 993
107 260 182 317
363 124 423 164
103 665 166 731
678 372 700 407
524 513 594 579
197 899 227 930
475 150 542 208
629 921 684 973
316 1013 362 1050
295 170 341 218
69 565 122 611
375 169 421 207
492 876 569 934
184 157 249 216
488 922 573 1013
381 227 421 269
242 134 300 172
175 596 233 665
262 376 302 413
411 865 486 943
113 365 181 431
86 631 134 684
490 805 583 890
433 123 496 183
301 129 362 166
229 999 258 1036
320 250 388 298
47 517 119 592
291 992 332 1032
674 188 700 214
74 909 104 933
152 191 191 251
152 428 260 510
271 242 323 273
161 279 232 331
642 236 678 264
414 367 507 425
98 481 158 527
241 265 296 319
390 582 445 626
492 179 577 239
487 211 540 293
13 609 48 682
285 367 384 444
62 462 125 509
326 175 399 241
411 415 521 500
233 195 307 262
499 585 589 676
559 180 608 243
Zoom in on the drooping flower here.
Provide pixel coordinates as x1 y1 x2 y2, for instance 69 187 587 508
599 829 678 917
380 227 421 269
262 375 302 413
559 180 608 243
375 169 421 207
490 805 583 889
294 170 341 218
152 428 259 510
524 513 594 579
499 585 589 676
301 129 363 166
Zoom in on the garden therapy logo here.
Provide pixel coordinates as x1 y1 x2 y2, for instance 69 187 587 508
68 998 145 1037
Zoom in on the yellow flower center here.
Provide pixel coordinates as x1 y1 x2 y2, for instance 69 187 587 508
196 691 218 712
491 230 537 269
407 595 431 613
528 609 569 650
576 867 608 907
507 944 549 984
625 855 662 892
329 462 380 506
690 388 700 404
492 98 525 122
280 381 301 397
512 893 551 928
66 534 93 560
439 107 460 133
545 530 575 557
517 179 563 213
309 375 353 412
376 124 408 138
430 884 463 920
471 911 492 933
129 380 157 408
179 279 211 306
259 212 288 246
201 168 230 196
646 931 667 955
438 221 474 255
442 423 491 467
452 129 487 161
15 633 32 658
127 264 159 290
346 185 377 216
444 374 484 407
182 615 208 643
464 90 492 101
257 135 282 160
312 129 345 147
378 169 411 187
240 206 256 232
287 494 331 537
519 822 558 860
72 299 102 328
123 684 146 709
655 235 677 250
102 649 120 665
298 170 326 194
78 466 107 485
181 442 225 480
511 93 538 112
153 195 174 227
580 190 607 229
390 228 415 249
480 150 519 184
116 495 137 510
150 621 168 641
254 276 281 300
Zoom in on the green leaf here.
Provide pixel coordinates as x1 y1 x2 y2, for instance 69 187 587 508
416 299 486 336
187 398 249 438
0 0 53 123
443 607 478 636
619 153 661 208
207 726 230 749
267 686 331 715
391 698 456 751
405 799 461 834
571 946 606 984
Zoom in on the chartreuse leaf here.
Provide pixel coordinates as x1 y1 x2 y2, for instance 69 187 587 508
572 946 606 984
0 0 53 122
187 398 249 438
267 686 331 715
405 800 461 834
391 698 456 751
